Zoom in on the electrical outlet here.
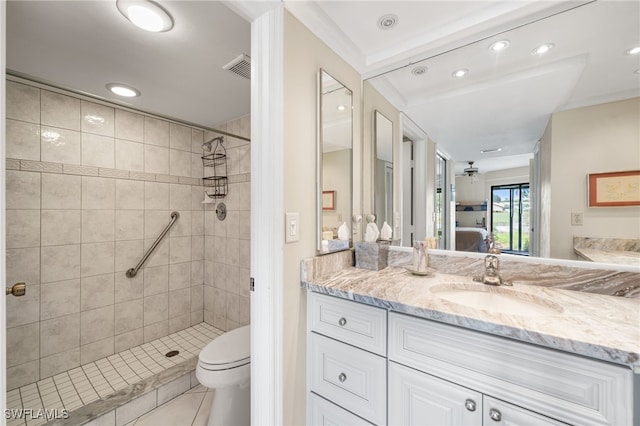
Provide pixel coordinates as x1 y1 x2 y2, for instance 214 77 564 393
285 212 299 243
571 212 583 226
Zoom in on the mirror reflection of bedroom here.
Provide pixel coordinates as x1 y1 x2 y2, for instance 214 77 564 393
455 164 531 255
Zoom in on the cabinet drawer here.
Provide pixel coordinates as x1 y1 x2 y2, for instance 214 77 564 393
389 312 633 426
482 396 566 426
309 292 387 356
311 332 386 425
310 392 375 425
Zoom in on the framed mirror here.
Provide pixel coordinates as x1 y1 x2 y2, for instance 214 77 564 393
317 69 353 254
374 110 394 238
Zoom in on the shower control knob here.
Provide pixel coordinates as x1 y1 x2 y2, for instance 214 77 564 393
6 282 26 297
338 317 347 326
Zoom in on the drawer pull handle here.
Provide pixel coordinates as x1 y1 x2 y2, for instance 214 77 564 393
338 317 347 326
338 373 347 382
464 399 476 412
489 408 502 422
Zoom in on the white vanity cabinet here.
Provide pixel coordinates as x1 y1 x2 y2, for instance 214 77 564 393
307 292 634 426
308 292 387 425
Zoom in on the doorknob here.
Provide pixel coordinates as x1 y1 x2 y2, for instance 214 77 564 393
6 283 26 297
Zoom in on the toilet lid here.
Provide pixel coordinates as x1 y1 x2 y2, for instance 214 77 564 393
199 325 250 365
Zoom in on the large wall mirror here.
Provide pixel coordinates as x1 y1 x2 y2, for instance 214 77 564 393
374 111 394 236
317 69 353 254
364 1 639 261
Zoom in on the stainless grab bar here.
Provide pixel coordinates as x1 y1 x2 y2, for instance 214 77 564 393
126 211 179 278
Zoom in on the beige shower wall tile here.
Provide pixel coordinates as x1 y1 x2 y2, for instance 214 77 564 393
144 116 169 147
40 313 80 357
6 210 40 249
115 210 144 241
7 361 39 391
41 278 80 320
40 348 80 379
41 244 81 283
82 176 115 210
115 328 143 353
81 273 114 311
82 101 115 137
82 133 115 168
81 337 114 365
115 109 144 142
115 179 144 210
42 173 81 209
81 210 115 243
143 265 168 297
41 90 81 131
169 123 191 151
115 299 143 335
115 239 143 272
6 170 40 210
41 126 81 165
6 247 40 287
170 149 191 176
6 322 40 368
81 306 114 345
143 293 168 326
145 182 169 210
6 119 40 161
41 210 81 246
116 139 144 172
6 80 40 123
144 145 169 175
81 242 115 277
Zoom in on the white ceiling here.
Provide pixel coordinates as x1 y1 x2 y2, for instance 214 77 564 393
289 0 640 174
6 0 251 129
6 1 639 175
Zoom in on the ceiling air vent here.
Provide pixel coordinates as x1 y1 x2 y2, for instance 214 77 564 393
223 54 251 80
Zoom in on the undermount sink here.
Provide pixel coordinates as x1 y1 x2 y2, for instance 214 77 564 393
431 284 564 316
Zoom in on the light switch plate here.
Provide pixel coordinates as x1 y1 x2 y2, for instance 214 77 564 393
285 212 299 243
571 212 583 226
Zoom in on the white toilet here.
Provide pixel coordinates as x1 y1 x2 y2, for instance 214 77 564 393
196 325 250 426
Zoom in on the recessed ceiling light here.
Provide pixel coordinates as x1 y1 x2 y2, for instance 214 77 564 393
626 46 640 55
378 14 398 30
532 43 554 56
489 40 510 52
635 69 640 74
116 0 174 32
411 66 428 76
452 68 468 78
337 105 346 111
106 83 141 98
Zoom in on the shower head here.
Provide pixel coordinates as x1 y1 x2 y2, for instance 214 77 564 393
202 140 212 152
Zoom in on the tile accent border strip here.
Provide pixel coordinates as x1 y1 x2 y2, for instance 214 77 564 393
6 158 250 187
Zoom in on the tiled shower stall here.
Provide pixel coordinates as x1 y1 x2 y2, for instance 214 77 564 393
5 77 250 392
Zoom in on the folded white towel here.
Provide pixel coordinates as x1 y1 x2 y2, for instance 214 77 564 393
337 222 349 241
365 222 380 242
380 221 393 240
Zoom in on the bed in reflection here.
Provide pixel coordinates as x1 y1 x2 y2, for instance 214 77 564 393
455 227 488 252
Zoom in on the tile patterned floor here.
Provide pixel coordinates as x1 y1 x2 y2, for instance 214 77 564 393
6 323 222 426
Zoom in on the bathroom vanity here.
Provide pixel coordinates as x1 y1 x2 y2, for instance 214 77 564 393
303 253 639 426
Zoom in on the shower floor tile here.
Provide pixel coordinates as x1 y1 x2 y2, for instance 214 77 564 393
5 323 222 426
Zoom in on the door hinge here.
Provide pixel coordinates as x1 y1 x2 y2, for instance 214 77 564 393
249 277 255 292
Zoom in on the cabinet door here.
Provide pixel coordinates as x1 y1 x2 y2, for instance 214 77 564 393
482 396 566 426
389 362 482 426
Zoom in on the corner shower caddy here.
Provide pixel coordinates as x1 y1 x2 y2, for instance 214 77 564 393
202 136 228 198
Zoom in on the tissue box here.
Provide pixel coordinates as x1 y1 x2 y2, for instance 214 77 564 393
355 241 389 270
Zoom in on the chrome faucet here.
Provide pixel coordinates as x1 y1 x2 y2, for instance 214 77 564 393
474 254 512 286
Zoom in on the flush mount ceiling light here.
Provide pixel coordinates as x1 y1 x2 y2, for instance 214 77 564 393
626 46 640 55
117 0 174 32
480 147 502 154
411 66 428 76
452 68 469 78
378 14 398 30
106 83 141 98
489 40 510 52
532 43 554 56
337 105 346 111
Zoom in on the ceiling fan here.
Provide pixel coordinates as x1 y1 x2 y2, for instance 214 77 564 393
463 161 480 183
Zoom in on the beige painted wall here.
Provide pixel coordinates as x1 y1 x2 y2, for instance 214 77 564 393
545 97 640 259
282 10 362 425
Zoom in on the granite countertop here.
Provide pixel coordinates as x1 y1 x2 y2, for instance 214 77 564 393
302 265 640 370
574 247 640 267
